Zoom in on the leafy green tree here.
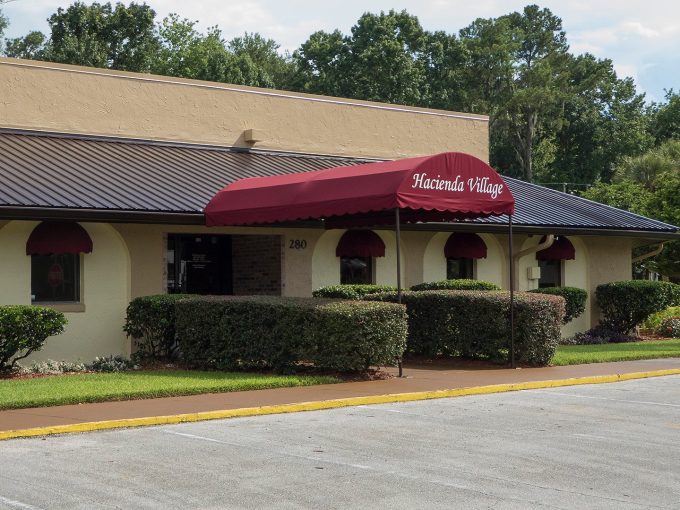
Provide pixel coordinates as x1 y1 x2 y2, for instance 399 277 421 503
460 5 570 181
151 15 277 88
650 90 680 144
43 1 159 72
294 10 430 105
228 33 296 89
580 181 653 214
4 31 47 59
548 54 652 185
0 7 8 54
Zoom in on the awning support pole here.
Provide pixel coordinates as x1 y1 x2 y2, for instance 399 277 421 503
508 214 516 369
396 207 404 377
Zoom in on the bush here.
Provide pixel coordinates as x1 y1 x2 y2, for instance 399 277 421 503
312 284 397 300
564 325 638 345
123 294 194 359
656 317 680 338
364 290 564 366
175 296 407 372
0 305 67 371
410 279 500 291
529 287 587 323
596 281 680 334
642 306 680 330
88 355 134 373
19 359 87 375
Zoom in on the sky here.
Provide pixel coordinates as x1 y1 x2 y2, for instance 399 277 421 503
2 0 678 102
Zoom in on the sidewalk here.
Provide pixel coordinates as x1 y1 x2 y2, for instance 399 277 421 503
2 358 680 436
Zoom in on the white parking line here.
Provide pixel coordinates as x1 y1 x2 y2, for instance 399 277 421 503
0 496 45 510
541 391 680 408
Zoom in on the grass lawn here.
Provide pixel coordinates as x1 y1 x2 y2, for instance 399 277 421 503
0 370 339 410
552 338 680 366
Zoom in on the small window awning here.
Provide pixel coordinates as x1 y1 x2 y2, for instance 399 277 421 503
26 222 93 256
205 152 515 227
336 230 385 258
536 236 575 260
444 233 487 259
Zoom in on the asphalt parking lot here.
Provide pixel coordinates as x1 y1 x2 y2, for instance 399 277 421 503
1 375 679 509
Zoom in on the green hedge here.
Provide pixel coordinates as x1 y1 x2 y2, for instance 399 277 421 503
312 284 397 300
364 290 564 366
175 296 407 372
123 294 194 359
528 287 587 323
0 305 67 371
596 281 680 334
410 279 500 291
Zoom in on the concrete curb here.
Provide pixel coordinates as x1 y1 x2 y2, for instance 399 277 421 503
2 368 680 441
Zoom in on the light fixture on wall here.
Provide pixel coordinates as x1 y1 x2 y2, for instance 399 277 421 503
243 128 264 144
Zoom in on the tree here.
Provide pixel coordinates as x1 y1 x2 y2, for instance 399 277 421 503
43 1 159 72
548 54 652 185
460 5 570 181
228 33 296 89
650 90 680 144
4 31 47 59
294 10 430 105
151 15 279 88
0 6 8 54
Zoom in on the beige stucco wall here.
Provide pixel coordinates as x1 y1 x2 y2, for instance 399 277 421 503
0 58 489 161
0 218 641 361
585 236 633 325
0 221 130 362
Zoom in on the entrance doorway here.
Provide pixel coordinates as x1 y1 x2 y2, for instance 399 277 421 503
167 234 233 295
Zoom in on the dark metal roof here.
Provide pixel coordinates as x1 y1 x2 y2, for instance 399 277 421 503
0 130 677 235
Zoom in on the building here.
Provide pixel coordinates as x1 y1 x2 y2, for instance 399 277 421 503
0 58 677 361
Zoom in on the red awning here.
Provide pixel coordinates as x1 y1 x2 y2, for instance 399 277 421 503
444 233 487 259
205 152 514 227
536 236 575 260
26 222 93 255
336 230 385 258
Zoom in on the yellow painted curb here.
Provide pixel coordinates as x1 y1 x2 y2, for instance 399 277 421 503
2 368 680 441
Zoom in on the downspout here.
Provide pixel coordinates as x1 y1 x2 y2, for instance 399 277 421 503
510 234 555 291
632 243 664 264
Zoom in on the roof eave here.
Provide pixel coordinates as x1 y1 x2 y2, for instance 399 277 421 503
1 206 678 239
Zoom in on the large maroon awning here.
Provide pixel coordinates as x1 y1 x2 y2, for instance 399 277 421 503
336 230 385 258
205 152 514 227
536 236 575 260
26 222 93 255
444 233 487 259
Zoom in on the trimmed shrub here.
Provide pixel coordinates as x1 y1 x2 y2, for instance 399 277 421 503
124 294 194 359
0 305 67 371
312 284 397 300
410 279 500 291
596 281 680 334
529 287 587 323
642 306 680 331
88 355 134 373
364 290 564 366
656 317 680 338
564 325 638 345
175 296 407 372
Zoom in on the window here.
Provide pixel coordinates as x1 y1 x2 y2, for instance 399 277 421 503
538 259 561 288
31 254 80 303
446 257 474 280
340 256 373 284
167 234 233 295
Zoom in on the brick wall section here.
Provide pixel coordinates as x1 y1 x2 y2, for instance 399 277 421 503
231 235 282 295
